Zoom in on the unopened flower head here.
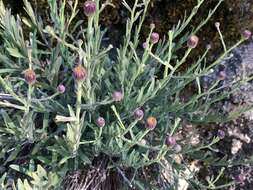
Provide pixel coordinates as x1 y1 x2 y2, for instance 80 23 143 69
214 22 220 28
57 84 66 93
242 30 252 40
165 136 176 147
173 144 182 153
83 1 96 17
134 108 144 120
112 91 123 102
142 42 148 49
151 32 159 44
218 71 226 80
73 64 87 81
217 129 225 139
187 35 199 48
146 116 157 130
96 117 105 127
24 69 36 84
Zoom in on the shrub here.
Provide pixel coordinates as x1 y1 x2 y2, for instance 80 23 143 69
0 0 252 189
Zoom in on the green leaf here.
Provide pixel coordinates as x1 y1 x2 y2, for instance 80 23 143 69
6 48 25 58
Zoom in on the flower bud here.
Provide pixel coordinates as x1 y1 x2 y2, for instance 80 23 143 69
73 64 87 81
150 23 155 29
146 116 157 130
165 136 176 147
217 129 225 139
83 1 96 17
173 144 182 153
142 42 148 49
96 117 105 127
187 35 199 48
24 69 36 84
214 22 220 28
242 30 252 40
134 108 144 120
218 71 226 80
57 84 66 93
151 32 159 44
112 91 123 102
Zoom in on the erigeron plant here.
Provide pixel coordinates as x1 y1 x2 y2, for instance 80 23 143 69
0 0 252 189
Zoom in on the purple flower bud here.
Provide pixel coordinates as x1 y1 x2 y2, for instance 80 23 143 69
134 108 144 120
165 136 176 147
242 30 252 40
142 42 148 49
57 84 66 93
217 129 225 139
187 35 199 48
173 144 182 153
218 71 226 80
83 1 96 17
151 32 159 44
24 69 36 84
146 116 157 130
96 117 105 127
73 64 87 81
112 91 123 102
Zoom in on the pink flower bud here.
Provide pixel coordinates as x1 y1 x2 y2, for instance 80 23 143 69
165 136 176 147
24 69 36 84
242 30 252 40
112 91 123 102
146 116 157 130
96 117 105 127
187 35 199 48
217 129 225 139
83 1 96 17
57 84 66 93
142 42 148 49
218 71 226 80
73 64 87 81
134 108 144 120
151 32 159 44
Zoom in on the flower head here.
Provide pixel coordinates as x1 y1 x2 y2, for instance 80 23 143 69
217 129 225 139
173 144 182 153
151 32 159 44
83 1 96 17
112 91 123 102
73 64 87 81
142 42 148 49
187 35 199 48
24 69 36 84
134 108 144 120
165 136 176 147
96 117 105 128
242 30 252 40
214 22 220 28
146 116 157 130
218 71 226 80
57 84 66 93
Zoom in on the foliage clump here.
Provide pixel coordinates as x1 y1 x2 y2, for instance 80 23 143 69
0 0 252 189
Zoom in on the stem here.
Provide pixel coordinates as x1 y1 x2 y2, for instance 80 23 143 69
73 81 82 155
